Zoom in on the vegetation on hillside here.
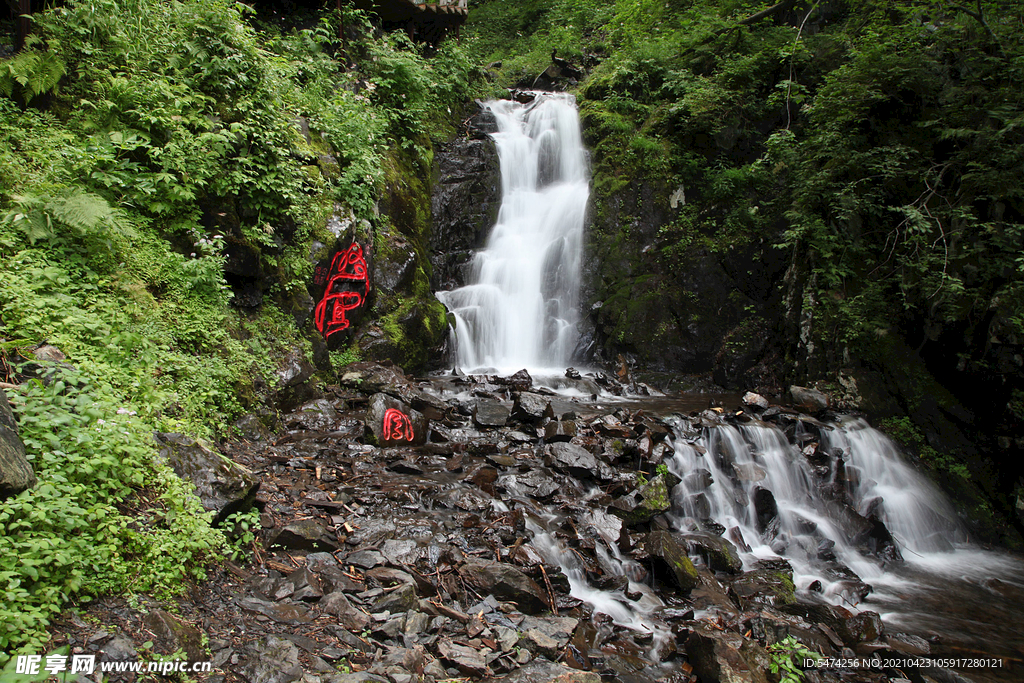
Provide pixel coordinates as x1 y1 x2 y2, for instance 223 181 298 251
0 0 479 660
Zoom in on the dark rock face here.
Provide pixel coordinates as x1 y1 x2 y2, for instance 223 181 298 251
154 432 258 525
143 609 206 661
789 385 830 413
365 393 428 446
0 389 35 499
457 560 548 614
641 530 700 591
430 106 502 292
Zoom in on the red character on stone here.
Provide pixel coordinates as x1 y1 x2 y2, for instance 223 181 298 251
314 243 369 339
382 408 414 442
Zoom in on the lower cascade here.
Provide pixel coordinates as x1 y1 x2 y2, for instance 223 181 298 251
436 94 589 375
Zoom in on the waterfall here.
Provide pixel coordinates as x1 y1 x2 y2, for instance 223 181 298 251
665 417 971 600
436 94 589 374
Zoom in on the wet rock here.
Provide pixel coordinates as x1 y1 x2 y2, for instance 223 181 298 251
499 470 559 499
373 583 418 613
512 392 555 422
342 362 446 419
285 399 338 432
437 638 490 677
497 369 533 392
742 392 770 410
686 626 771 683
474 401 510 428
319 591 370 631
684 469 714 490
287 567 324 602
237 597 312 625
730 569 796 609
237 636 302 683
0 389 35 499
642 530 699 591
233 413 271 442
99 635 137 663
545 442 598 478
143 609 205 660
458 560 548 613
518 616 578 646
266 519 339 553
733 462 767 483
154 433 259 525
276 349 315 389
365 393 427 446
610 474 673 525
753 487 779 535
498 661 600 683
678 532 743 573
543 420 577 442
789 385 829 413
518 628 559 658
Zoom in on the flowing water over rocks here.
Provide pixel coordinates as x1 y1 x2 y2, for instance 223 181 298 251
436 94 589 374
50 365 1024 683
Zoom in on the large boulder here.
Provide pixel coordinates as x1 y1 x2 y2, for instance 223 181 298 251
686 626 771 683
545 442 599 479
0 389 35 499
609 474 673 525
154 433 258 525
457 560 548 614
365 393 427 446
641 530 699 591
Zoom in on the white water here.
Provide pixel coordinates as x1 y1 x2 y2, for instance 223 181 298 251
436 94 589 375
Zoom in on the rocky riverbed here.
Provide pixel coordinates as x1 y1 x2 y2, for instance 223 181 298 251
48 363 1021 683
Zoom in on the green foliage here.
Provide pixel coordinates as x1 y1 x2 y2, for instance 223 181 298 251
0 36 66 102
222 508 262 562
767 635 817 683
0 375 225 661
879 417 971 480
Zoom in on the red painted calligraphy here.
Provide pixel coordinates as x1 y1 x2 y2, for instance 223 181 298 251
382 408 414 442
314 243 369 339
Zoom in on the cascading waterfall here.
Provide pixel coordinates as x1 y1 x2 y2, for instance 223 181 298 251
436 94 589 374
664 416 972 601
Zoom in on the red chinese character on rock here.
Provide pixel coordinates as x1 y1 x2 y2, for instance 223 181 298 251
382 408 414 442
314 243 369 339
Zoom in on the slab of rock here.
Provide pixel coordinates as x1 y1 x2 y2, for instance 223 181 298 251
730 569 797 609
373 583 418 614
512 392 554 422
0 389 35 499
319 591 370 631
237 636 302 683
143 609 205 661
365 393 427 446
473 401 510 428
686 626 770 683
543 420 577 442
499 661 601 683
340 362 447 419
642 530 699 591
458 560 548 614
154 433 258 524
284 399 338 431
438 638 489 677
497 369 533 391
678 532 743 573
237 597 311 625
732 462 767 483
545 442 598 478
742 392 770 410
266 519 339 552
789 385 829 413
609 474 672 525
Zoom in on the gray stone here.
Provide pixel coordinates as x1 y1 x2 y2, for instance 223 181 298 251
473 401 510 428
143 609 206 661
789 385 830 413
437 638 489 677
498 470 559 499
543 419 577 442
277 349 316 388
98 636 137 663
365 393 427 446
732 462 767 482
741 392 770 410
498 661 600 683
237 636 302 683
512 392 554 422
518 628 559 658
319 591 370 631
686 626 771 683
285 399 338 432
518 616 578 647
237 597 312 625
154 433 258 524
373 584 418 614
545 442 598 478
0 389 35 499
457 560 548 614
345 549 384 569
266 519 339 553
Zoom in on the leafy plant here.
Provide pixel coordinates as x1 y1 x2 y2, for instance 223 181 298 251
767 635 817 683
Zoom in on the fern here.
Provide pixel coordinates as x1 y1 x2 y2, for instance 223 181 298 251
3 188 126 244
0 37 66 101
